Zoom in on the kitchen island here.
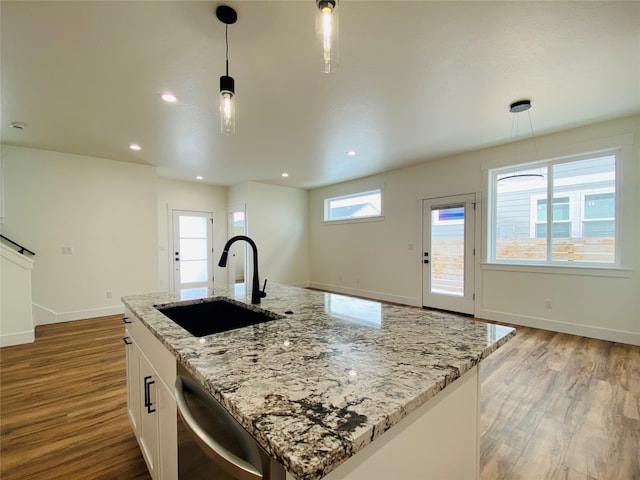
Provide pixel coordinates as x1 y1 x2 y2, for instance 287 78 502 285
123 284 514 480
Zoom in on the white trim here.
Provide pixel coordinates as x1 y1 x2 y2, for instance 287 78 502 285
308 282 420 307
476 309 640 346
480 133 634 171
0 330 35 347
33 303 124 326
1 244 34 270
480 262 631 278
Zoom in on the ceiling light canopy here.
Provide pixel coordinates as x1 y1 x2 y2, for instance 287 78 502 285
217 5 237 135
316 0 338 73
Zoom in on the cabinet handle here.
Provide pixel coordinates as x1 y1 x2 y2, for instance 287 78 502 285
123 337 133 345
123 316 132 324
144 375 156 414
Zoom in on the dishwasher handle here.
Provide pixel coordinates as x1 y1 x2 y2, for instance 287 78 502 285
175 375 263 480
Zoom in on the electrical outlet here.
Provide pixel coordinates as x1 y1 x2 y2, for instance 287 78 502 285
545 299 553 309
61 246 73 255
106 291 113 299
356 277 360 285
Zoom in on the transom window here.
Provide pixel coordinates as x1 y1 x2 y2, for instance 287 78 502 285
324 189 382 222
488 152 618 266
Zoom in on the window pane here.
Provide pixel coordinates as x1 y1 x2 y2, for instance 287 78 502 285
490 153 617 266
180 260 207 284
179 216 207 238
494 166 547 261
180 238 207 261
551 156 615 263
325 190 382 221
431 206 464 297
584 193 614 219
584 220 615 237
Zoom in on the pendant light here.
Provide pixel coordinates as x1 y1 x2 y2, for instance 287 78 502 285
497 99 543 182
217 5 237 135
316 0 339 73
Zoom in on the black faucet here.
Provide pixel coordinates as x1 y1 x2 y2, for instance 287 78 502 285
218 235 267 305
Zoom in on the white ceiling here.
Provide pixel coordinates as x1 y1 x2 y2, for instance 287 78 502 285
2 1 639 189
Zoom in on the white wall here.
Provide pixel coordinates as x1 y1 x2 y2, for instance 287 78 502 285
156 178 228 291
1 145 158 324
309 116 640 345
0 245 34 345
246 182 310 287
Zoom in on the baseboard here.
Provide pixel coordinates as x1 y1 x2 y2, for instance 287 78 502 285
308 282 420 307
0 330 35 347
477 309 640 346
33 303 125 326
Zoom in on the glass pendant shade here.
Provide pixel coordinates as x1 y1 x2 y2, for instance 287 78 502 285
316 0 338 73
219 75 235 135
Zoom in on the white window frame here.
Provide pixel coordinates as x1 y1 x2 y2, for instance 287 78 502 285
487 148 624 269
323 189 383 224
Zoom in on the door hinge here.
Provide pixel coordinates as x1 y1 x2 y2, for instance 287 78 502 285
473 293 476 300
473 248 475 256
210 218 213 224
472 202 476 211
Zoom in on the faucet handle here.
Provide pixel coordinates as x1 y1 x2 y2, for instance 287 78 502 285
260 279 268 298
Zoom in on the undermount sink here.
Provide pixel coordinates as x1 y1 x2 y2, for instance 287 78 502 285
157 299 283 337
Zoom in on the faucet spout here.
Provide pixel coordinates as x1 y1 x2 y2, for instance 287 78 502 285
218 235 267 304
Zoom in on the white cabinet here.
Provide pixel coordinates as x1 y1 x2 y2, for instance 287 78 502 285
124 308 177 480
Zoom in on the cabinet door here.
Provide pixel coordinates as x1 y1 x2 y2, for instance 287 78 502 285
138 353 160 480
157 379 177 479
125 329 141 433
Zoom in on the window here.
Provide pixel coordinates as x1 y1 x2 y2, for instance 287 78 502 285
489 152 618 265
324 189 382 222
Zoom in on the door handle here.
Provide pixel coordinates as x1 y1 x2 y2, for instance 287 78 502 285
144 375 156 413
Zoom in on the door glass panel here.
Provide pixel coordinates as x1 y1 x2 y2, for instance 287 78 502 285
179 216 207 238
430 205 464 297
180 260 207 284
179 239 207 261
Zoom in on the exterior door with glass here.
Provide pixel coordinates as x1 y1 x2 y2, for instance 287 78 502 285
422 195 475 315
172 210 213 297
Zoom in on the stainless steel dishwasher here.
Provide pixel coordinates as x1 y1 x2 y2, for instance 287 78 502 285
175 364 286 480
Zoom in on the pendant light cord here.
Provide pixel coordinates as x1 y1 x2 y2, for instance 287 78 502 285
225 24 229 76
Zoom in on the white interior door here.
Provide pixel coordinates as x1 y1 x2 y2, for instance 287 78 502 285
227 207 247 295
172 210 213 298
422 194 475 315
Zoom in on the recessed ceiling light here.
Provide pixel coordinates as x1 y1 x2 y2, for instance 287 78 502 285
129 143 141 151
281 172 289 178
196 176 203 180
161 92 177 103
10 122 26 130
346 149 357 156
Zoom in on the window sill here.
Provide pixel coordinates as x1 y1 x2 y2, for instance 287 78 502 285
481 262 632 278
323 216 385 226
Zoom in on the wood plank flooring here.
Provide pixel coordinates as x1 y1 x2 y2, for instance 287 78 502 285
1 315 638 479
479 326 640 480
0 316 151 480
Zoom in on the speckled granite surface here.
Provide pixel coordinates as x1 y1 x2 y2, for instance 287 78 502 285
123 284 514 480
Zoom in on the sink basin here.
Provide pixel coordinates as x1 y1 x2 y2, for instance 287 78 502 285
157 299 283 337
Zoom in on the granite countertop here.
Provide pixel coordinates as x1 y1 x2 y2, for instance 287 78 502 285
123 283 515 480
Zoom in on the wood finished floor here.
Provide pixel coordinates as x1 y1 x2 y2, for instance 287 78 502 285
0 315 638 480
